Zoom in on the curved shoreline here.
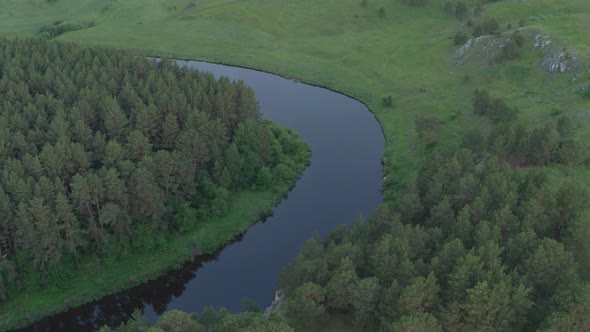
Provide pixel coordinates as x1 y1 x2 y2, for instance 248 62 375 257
138 49 388 155
2 125 310 332
7 58 384 332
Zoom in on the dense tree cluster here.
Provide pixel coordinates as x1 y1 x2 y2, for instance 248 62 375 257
0 38 308 302
277 147 589 330
472 89 518 123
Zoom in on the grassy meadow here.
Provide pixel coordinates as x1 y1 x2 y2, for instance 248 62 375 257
1 0 590 329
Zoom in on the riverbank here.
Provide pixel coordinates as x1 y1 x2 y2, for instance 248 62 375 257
0 121 310 332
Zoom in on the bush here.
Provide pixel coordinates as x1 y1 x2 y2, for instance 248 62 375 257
382 94 396 108
132 223 165 249
272 163 296 184
39 22 86 39
377 7 386 18
172 205 199 233
454 31 469 46
255 167 272 189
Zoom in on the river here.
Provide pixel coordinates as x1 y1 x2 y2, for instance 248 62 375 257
19 61 384 331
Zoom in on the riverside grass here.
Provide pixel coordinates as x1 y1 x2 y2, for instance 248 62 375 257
1 0 590 329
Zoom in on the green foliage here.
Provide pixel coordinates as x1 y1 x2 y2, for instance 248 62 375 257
275 141 588 330
110 307 294 332
385 312 443 331
498 30 526 62
131 223 165 250
472 89 517 123
0 258 16 301
453 31 469 46
580 85 590 99
38 22 87 39
382 94 396 108
286 282 326 325
157 310 203 332
473 17 500 37
172 205 199 234
0 38 307 311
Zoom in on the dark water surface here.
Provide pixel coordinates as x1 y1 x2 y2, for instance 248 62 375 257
19 61 384 331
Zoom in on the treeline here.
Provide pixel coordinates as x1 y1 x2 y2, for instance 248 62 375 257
277 147 589 330
135 139 589 331
0 38 308 302
466 89 586 167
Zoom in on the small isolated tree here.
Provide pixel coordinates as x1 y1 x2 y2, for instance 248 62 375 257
382 94 395 108
378 7 386 18
361 0 368 8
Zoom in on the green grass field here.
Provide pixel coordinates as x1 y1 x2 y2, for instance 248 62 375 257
1 0 589 329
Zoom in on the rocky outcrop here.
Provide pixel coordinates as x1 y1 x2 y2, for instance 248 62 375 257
264 290 284 317
453 34 509 65
453 30 578 73
533 34 577 72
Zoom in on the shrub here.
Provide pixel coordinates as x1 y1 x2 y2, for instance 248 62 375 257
382 94 396 108
454 31 469 46
38 22 86 39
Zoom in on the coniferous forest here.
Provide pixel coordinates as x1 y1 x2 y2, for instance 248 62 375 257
0 38 308 308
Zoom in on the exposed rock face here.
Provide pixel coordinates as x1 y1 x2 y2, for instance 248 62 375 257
453 34 508 65
533 34 577 72
452 30 578 73
264 290 284 317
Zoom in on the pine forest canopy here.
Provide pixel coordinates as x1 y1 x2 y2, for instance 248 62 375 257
0 38 308 304
276 148 590 331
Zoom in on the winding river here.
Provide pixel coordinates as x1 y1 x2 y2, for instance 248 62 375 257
19 61 384 331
